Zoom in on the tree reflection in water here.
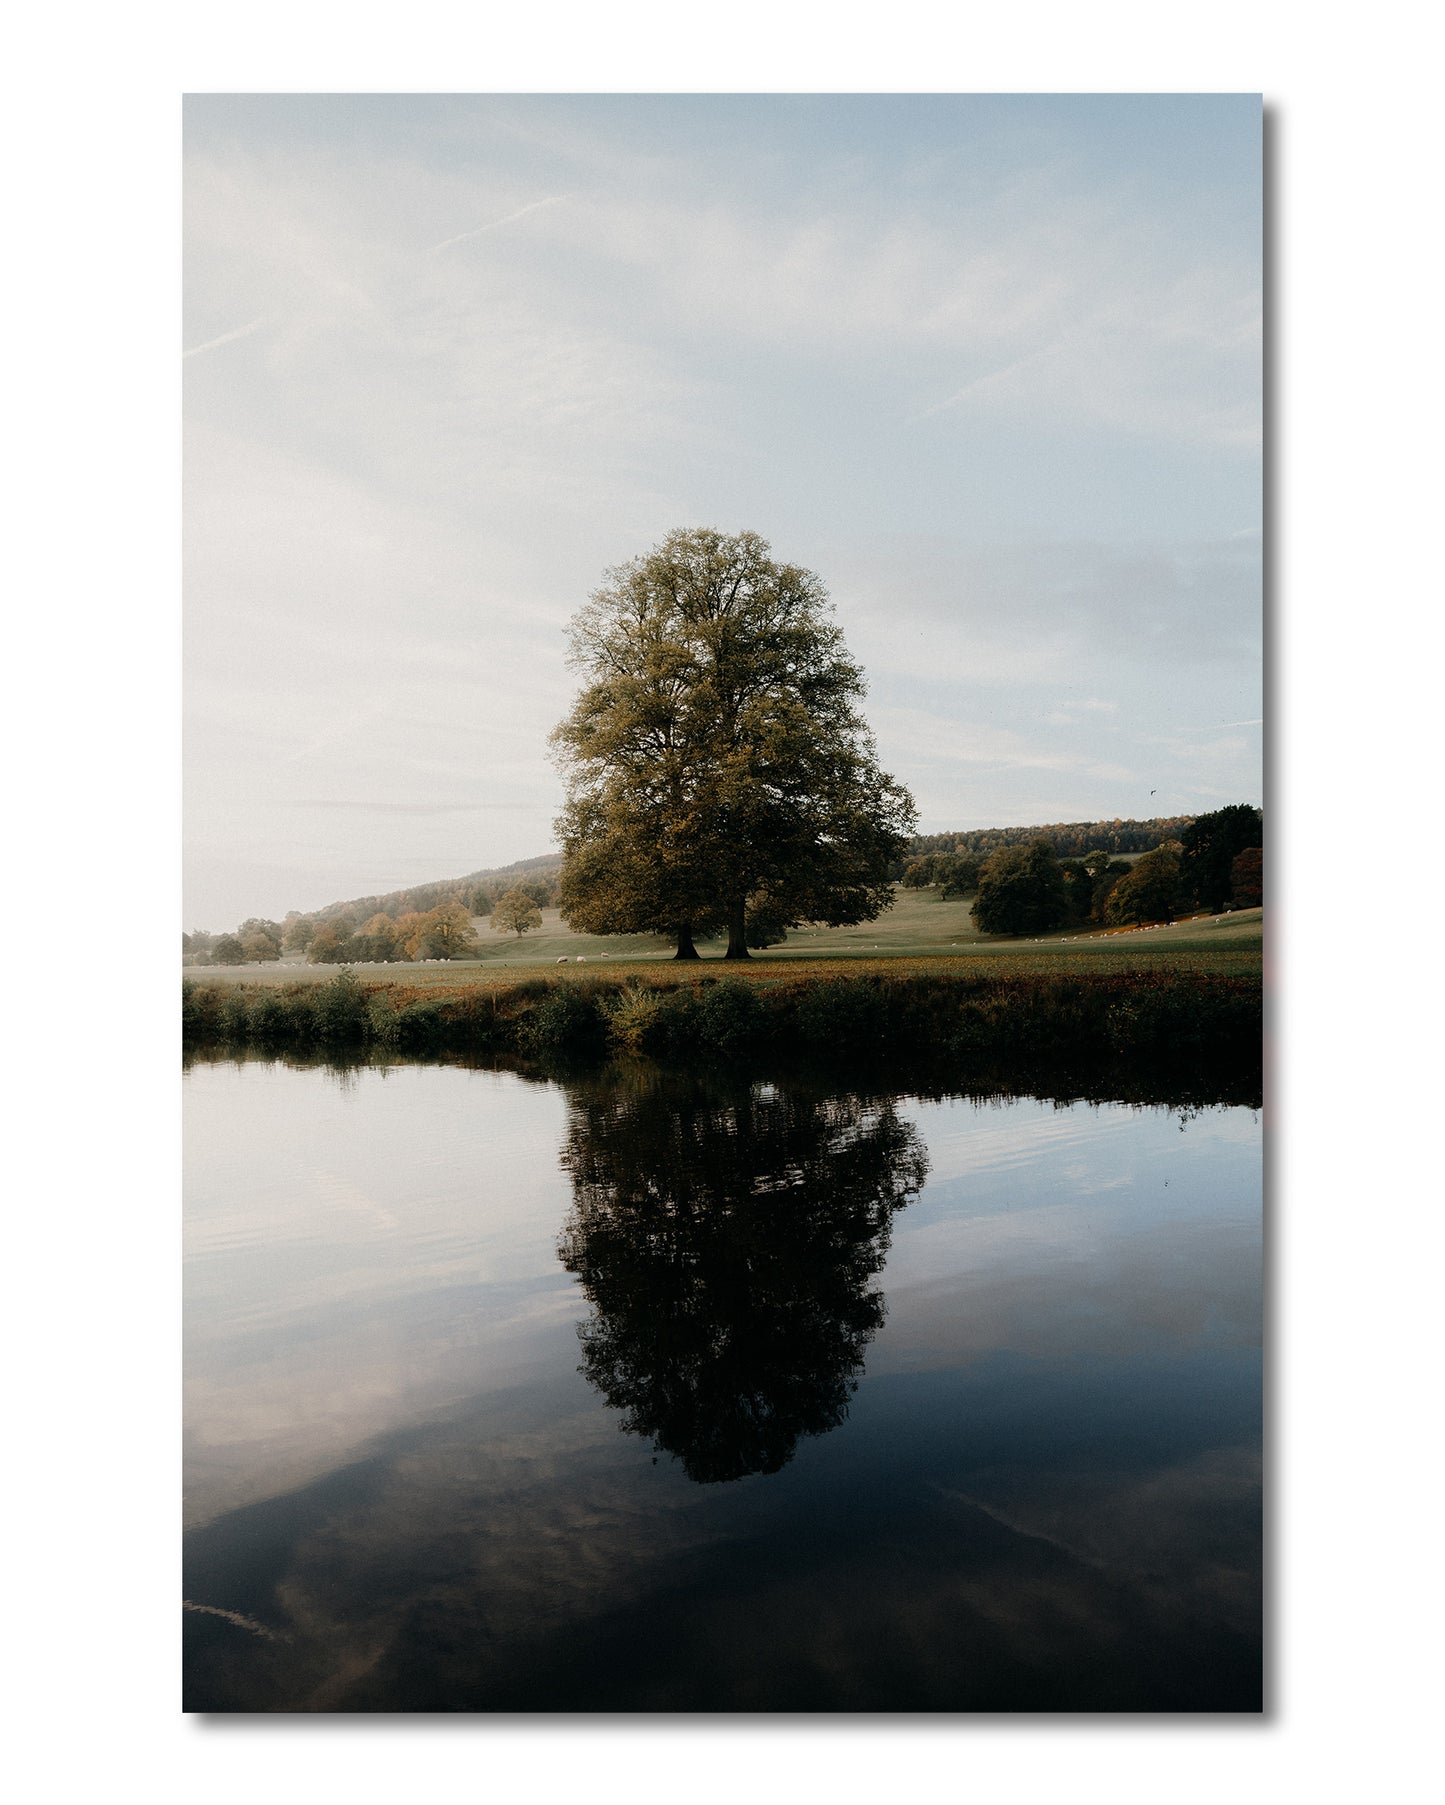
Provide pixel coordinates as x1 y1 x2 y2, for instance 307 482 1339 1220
557 1068 929 1483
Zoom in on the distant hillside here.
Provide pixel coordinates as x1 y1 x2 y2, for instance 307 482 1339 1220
907 816 1194 862
306 852 562 924
291 816 1196 926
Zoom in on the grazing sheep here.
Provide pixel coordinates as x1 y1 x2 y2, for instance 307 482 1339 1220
556 956 569 963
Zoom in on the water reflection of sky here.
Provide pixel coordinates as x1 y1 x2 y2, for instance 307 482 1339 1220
183 1061 1261 1712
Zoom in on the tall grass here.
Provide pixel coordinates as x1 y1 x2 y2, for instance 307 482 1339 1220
184 964 1260 1076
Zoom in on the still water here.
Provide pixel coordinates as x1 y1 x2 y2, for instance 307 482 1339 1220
183 1058 1262 1712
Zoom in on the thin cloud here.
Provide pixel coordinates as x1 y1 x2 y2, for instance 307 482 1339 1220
285 801 540 813
1176 718 1262 730
909 334 1076 424
428 195 568 254
275 703 393 768
183 316 267 359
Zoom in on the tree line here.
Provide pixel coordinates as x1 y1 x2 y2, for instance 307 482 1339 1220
901 803 1263 936
183 881 560 966
903 816 1196 866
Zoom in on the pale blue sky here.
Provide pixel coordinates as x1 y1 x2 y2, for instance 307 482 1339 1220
184 94 1261 926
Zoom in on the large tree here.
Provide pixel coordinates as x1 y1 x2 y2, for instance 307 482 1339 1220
551 528 916 959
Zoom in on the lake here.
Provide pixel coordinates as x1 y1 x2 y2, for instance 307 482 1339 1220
183 1055 1262 1712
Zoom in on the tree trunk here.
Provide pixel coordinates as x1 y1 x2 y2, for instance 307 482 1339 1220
673 924 701 960
723 898 751 960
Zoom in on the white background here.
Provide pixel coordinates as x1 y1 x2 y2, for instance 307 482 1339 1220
5 2 1440 1800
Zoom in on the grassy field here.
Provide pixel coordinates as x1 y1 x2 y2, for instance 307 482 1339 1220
189 891 1262 987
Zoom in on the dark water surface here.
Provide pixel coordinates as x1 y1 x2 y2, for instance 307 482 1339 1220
183 1057 1262 1712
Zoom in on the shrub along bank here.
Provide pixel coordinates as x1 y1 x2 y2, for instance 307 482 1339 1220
183 965 1260 1073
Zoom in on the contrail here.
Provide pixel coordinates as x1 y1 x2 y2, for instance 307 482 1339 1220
183 316 267 360
428 195 567 254
909 336 1069 424
184 197 567 364
184 1599 286 1641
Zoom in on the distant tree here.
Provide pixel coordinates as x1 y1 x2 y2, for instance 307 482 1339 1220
392 912 429 958
1104 845 1183 926
937 855 982 899
212 933 245 965
422 901 480 958
973 841 1069 937
1090 859 1132 921
240 932 281 963
354 913 402 962
1231 845 1263 910
468 887 493 917
899 851 978 897
307 924 355 964
1179 805 1263 912
1057 858 1095 923
238 918 283 955
281 917 315 954
494 887 543 937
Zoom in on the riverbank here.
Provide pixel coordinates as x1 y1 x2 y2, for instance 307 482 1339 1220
184 963 1261 1078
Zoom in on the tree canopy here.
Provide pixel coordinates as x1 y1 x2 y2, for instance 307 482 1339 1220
1179 804 1263 912
551 528 916 958
1103 844 1183 926
972 840 1070 937
900 851 982 897
493 887 543 937
1230 845 1263 909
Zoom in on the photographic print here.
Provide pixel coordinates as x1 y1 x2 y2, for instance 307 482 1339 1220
182 94 1263 1713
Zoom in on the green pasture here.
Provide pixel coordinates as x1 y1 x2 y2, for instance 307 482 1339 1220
191 891 1261 987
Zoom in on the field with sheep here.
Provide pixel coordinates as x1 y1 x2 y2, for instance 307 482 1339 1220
188 891 1261 987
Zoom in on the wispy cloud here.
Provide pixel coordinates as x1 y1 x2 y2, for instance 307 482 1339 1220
873 706 1135 787
284 801 539 814
909 333 1080 424
183 316 267 359
1041 698 1119 727
428 195 568 254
